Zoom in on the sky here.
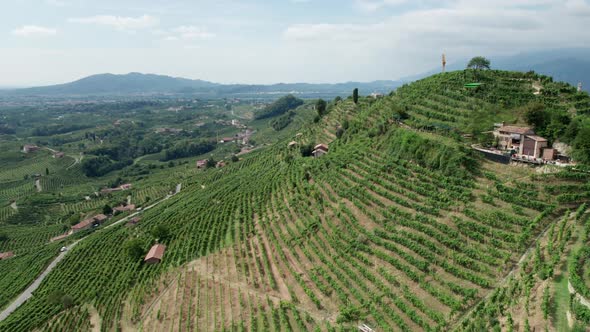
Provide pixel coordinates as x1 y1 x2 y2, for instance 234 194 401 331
2 0 590 86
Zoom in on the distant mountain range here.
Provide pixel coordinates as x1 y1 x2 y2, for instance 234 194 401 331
1 48 589 98
0 72 399 98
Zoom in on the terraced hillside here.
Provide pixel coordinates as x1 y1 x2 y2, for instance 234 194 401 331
1 70 589 331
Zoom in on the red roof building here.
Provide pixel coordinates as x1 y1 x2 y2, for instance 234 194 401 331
145 244 166 264
0 251 14 260
114 204 136 213
71 219 93 232
22 145 40 153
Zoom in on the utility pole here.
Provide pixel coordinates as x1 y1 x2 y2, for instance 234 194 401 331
442 53 447 73
578 82 583 92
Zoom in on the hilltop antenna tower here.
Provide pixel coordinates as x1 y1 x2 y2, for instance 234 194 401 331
442 53 447 72
578 82 583 92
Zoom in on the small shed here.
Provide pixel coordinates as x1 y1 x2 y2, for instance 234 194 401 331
312 144 329 158
288 141 298 148
196 159 208 169
145 244 166 264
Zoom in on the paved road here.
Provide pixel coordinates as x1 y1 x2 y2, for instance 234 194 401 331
0 183 182 322
0 239 81 321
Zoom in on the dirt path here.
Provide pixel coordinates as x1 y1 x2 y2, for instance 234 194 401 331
66 153 84 170
87 305 101 332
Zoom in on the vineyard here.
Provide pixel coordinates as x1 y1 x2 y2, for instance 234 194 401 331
0 70 589 331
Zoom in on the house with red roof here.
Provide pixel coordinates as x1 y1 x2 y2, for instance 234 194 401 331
144 244 166 264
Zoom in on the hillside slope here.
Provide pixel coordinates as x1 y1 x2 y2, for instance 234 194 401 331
1 71 590 332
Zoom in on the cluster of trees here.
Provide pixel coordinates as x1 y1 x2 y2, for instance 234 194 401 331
269 110 296 131
32 124 93 137
160 141 215 161
81 156 132 177
254 95 303 119
522 102 590 163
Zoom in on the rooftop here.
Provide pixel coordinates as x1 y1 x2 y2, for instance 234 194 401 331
497 125 534 135
145 244 166 261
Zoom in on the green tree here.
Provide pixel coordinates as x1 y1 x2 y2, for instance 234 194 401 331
0 233 8 242
231 155 239 163
572 127 590 164
300 143 314 157
206 158 216 168
124 238 145 261
103 204 112 215
523 103 547 130
467 56 491 70
353 88 359 104
151 224 170 242
316 99 327 117
45 167 49 175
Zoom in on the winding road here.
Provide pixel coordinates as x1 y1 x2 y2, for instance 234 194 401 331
0 184 182 323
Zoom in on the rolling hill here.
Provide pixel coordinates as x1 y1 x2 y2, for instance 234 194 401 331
2 73 400 98
1 70 590 331
410 48 590 92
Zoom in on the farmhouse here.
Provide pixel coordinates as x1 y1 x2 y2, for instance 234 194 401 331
493 124 550 159
71 214 109 233
219 137 235 143
0 251 14 260
53 152 65 158
23 144 40 153
113 204 136 214
144 244 166 264
216 161 226 168
288 141 298 148
71 219 93 233
312 144 329 158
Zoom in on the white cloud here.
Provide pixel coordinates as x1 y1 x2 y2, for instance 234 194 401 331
68 15 159 30
45 0 66 6
12 25 57 37
159 26 215 42
282 0 590 80
172 26 215 40
354 0 411 11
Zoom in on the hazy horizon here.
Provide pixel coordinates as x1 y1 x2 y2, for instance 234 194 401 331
3 0 590 86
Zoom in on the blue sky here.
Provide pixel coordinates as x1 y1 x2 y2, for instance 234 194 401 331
2 0 590 86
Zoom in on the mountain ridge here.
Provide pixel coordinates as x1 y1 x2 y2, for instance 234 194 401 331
2 72 400 97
